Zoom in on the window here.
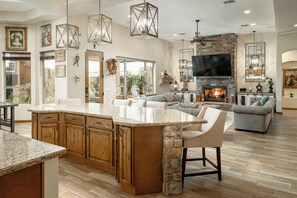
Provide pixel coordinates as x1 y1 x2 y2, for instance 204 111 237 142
116 57 155 99
3 52 31 104
40 51 55 103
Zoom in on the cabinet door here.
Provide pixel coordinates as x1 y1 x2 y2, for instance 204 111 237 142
32 113 38 140
38 123 58 145
119 126 132 185
86 128 113 167
66 124 85 158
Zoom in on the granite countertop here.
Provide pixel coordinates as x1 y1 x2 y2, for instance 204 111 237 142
0 130 66 176
29 103 206 127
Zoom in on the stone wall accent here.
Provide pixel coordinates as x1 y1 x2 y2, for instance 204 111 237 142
196 33 237 97
162 125 183 195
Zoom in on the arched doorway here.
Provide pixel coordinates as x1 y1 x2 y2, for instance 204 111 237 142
282 50 297 109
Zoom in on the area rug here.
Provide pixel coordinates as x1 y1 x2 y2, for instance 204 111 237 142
224 111 234 132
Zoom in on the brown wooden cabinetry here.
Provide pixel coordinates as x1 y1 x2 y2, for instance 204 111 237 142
65 124 85 158
86 116 114 172
117 126 163 195
34 113 59 145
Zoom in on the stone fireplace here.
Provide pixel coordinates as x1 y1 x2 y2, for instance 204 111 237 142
203 85 227 102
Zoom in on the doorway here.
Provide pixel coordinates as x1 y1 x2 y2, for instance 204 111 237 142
85 50 104 103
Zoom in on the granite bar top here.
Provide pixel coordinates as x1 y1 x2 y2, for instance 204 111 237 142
29 103 207 127
0 130 66 176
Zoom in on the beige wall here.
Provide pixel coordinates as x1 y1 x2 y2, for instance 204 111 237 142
237 32 277 93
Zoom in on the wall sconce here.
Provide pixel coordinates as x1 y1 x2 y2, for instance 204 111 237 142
74 75 80 83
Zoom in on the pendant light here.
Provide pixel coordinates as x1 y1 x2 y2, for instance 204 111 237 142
130 0 158 39
87 0 112 47
250 31 260 68
179 39 188 68
56 0 79 49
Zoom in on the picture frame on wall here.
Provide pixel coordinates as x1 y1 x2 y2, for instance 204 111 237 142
283 69 297 88
55 65 66 78
55 49 65 62
5 26 27 51
5 61 17 73
41 24 51 47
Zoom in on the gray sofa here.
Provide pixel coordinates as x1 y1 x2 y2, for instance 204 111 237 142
141 93 202 116
232 98 276 133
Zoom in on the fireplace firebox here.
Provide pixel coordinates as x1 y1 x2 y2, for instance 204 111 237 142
203 86 227 102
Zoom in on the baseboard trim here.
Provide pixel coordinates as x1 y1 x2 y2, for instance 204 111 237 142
15 120 31 123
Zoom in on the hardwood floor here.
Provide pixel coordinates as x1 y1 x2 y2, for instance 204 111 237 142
11 110 297 197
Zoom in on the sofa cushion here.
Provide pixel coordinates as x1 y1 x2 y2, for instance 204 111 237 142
260 96 270 105
264 98 276 110
232 105 272 115
179 102 198 108
252 100 262 106
164 92 174 102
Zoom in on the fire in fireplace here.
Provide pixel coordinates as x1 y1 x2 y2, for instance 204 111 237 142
203 86 227 102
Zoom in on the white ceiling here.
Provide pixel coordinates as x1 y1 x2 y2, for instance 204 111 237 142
0 0 296 42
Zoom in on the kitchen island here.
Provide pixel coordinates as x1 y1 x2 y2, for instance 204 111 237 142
29 103 206 195
0 130 66 198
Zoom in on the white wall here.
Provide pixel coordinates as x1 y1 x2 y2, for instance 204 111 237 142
0 24 37 120
67 15 173 104
276 32 297 112
172 40 197 90
237 32 277 94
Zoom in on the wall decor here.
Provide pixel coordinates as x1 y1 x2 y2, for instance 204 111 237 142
5 26 27 51
55 65 66 78
55 49 66 62
5 61 17 73
41 24 51 47
283 69 297 88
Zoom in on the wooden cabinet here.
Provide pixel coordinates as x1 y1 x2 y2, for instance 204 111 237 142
31 113 38 139
65 124 85 158
35 113 59 145
86 116 114 172
117 126 163 195
119 126 132 186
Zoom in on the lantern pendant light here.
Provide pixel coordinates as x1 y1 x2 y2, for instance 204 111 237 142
130 0 158 39
56 0 80 49
87 0 112 47
179 39 188 68
250 30 260 68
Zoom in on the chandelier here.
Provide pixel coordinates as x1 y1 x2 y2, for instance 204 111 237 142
130 0 158 39
179 39 188 68
250 31 261 68
56 0 79 49
87 0 112 46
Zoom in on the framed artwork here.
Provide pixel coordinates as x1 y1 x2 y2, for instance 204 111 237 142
55 65 66 78
5 61 17 73
55 49 65 62
41 24 51 47
5 26 27 51
283 69 297 88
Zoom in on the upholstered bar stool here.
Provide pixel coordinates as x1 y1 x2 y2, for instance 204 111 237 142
181 106 227 185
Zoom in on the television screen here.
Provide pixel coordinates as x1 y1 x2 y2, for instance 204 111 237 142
192 54 232 76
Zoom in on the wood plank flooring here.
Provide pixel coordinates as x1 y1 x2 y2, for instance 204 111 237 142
11 110 297 197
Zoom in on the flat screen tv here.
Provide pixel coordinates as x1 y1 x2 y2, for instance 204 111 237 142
192 54 232 76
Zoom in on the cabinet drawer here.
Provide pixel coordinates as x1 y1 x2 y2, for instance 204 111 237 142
87 117 113 130
65 114 86 125
39 113 58 122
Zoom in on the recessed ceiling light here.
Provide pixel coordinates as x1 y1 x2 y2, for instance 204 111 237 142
173 34 178 37
128 15 131 18
244 10 251 14
250 23 256 26
294 24 297 27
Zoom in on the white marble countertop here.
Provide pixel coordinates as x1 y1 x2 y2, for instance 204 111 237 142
29 103 207 127
0 130 66 176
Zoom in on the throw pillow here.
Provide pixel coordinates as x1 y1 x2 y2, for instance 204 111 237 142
164 92 174 102
252 100 262 106
260 96 269 105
